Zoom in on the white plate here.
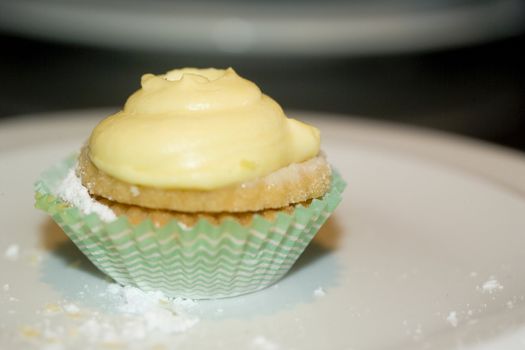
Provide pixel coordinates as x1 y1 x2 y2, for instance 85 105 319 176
1 110 525 349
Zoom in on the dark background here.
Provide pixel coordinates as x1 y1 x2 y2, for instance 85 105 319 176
1 1 524 151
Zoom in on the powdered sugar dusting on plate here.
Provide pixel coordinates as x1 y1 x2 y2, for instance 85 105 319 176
446 311 458 327
4 244 19 261
55 168 116 222
17 283 199 348
313 287 326 297
252 335 280 350
478 277 504 294
63 303 80 315
108 283 199 334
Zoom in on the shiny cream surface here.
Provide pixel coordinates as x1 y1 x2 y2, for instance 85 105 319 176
89 68 320 190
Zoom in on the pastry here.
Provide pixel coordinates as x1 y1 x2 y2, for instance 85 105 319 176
35 67 345 298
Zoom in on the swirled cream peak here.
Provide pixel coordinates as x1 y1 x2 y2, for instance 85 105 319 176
88 68 320 190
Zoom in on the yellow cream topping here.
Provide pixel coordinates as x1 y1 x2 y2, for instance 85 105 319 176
88 68 320 190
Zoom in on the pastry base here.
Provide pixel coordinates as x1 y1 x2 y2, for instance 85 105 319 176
96 196 308 227
78 146 331 213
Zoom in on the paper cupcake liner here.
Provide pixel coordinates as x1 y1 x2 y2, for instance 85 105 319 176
35 156 345 299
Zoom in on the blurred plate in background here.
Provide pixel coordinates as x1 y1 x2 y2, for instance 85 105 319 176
0 0 524 55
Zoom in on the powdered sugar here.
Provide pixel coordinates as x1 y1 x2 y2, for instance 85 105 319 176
55 168 116 222
18 284 199 348
108 284 199 334
63 303 80 314
313 287 326 297
252 335 280 350
446 311 458 327
74 284 198 343
129 186 140 197
4 244 19 261
479 278 504 294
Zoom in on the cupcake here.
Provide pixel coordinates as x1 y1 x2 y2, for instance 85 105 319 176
35 68 345 299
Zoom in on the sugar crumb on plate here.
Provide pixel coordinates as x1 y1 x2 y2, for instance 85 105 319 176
63 303 80 314
478 277 504 294
446 311 458 327
313 287 326 297
252 335 280 350
19 283 199 349
4 244 19 261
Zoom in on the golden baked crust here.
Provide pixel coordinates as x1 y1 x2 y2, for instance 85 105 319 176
78 146 331 213
96 196 306 227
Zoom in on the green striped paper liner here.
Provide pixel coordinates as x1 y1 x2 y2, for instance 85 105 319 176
35 156 345 299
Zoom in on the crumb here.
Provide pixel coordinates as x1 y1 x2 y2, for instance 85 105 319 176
20 325 41 338
479 277 503 294
252 335 280 350
20 284 200 348
446 311 458 327
28 252 43 266
4 244 19 261
313 287 326 297
3 284 9 292
43 303 62 315
105 284 198 333
64 304 80 314
130 186 140 197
